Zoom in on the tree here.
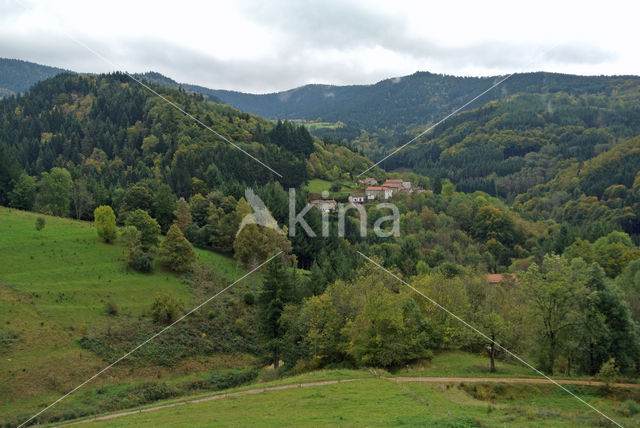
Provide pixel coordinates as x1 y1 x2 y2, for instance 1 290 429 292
9 173 35 210
616 259 640 324
173 197 192 231
94 205 117 243
158 224 197 272
125 209 161 249
122 185 153 213
258 258 295 369
233 224 292 270
152 183 177 232
36 167 72 216
520 255 583 374
71 179 95 220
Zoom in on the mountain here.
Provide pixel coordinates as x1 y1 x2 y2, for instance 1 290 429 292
206 72 640 136
133 71 224 104
0 58 71 97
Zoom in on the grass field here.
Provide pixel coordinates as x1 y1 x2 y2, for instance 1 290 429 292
306 178 357 197
65 376 640 427
0 207 250 425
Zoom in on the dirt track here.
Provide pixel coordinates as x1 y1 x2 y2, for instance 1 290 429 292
57 376 638 426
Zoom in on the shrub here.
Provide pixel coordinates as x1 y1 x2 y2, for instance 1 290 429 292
243 292 255 306
596 357 619 386
128 248 154 272
105 300 118 316
151 294 183 325
617 400 640 417
35 217 45 231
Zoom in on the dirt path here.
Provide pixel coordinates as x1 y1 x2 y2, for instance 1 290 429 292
56 376 638 426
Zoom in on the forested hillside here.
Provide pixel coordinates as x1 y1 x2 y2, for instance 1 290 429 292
208 72 640 137
383 88 640 239
0 58 70 97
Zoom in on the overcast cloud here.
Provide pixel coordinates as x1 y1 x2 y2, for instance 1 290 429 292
0 0 636 93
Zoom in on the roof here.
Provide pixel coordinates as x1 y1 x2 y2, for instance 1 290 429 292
383 182 403 188
385 179 403 183
311 199 337 204
487 274 513 283
366 186 391 191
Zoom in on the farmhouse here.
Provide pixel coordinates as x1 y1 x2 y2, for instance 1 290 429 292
365 186 393 200
382 179 413 194
358 177 378 186
348 194 366 204
311 199 337 212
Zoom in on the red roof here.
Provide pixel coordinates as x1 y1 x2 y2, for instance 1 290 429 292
366 186 389 191
385 179 403 183
487 274 513 283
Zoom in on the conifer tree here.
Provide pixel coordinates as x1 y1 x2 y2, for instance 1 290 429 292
158 224 196 272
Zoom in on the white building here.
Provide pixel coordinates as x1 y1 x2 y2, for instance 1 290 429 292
348 194 366 204
365 186 393 200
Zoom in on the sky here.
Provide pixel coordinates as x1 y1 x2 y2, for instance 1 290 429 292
1 0 638 93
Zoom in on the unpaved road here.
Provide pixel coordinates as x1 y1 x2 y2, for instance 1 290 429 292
56 376 639 426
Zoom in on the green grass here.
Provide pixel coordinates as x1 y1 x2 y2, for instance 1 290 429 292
393 351 618 382
306 178 356 196
0 207 246 424
303 121 342 132
393 351 538 378
65 377 639 427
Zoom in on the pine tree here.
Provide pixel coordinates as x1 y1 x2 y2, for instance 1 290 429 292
258 258 294 369
173 197 192 231
158 224 197 272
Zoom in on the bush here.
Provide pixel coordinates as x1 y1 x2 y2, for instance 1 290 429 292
243 292 255 306
596 357 619 385
151 294 183 325
617 400 640 417
35 217 45 231
128 248 154 272
105 300 118 316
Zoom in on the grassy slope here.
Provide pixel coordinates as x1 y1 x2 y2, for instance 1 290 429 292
68 377 639 428
56 352 640 427
306 178 358 198
0 207 248 422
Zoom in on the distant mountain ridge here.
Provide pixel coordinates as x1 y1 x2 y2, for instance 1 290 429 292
4 57 639 137
206 72 640 133
0 58 71 97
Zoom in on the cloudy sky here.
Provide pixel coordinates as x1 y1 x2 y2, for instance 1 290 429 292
2 0 638 93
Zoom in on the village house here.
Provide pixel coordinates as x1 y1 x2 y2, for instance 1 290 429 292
311 199 337 212
358 177 378 186
365 186 393 200
382 179 413 195
348 194 366 204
